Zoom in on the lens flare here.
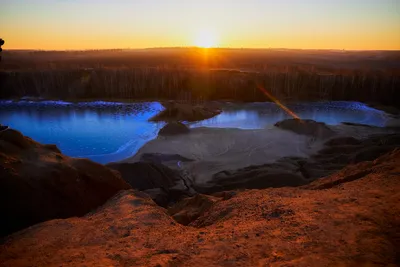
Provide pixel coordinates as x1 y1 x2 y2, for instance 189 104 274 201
256 84 301 120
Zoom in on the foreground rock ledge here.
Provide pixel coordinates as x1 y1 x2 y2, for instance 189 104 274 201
0 128 131 237
1 149 399 266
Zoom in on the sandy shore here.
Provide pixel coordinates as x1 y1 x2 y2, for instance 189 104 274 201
123 126 320 184
121 121 398 186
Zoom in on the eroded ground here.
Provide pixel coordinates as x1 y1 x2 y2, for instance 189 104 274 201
1 149 399 267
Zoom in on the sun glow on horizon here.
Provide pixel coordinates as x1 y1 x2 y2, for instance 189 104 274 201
2 1 400 50
194 30 219 48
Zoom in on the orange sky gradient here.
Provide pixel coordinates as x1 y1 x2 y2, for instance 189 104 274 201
1 0 400 50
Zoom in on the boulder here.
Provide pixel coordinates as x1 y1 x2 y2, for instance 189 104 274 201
196 161 308 194
107 161 194 207
107 162 179 191
0 128 131 237
150 102 221 122
275 119 335 138
158 122 190 136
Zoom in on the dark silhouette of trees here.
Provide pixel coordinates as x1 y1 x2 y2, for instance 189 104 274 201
0 38 4 62
0 67 399 107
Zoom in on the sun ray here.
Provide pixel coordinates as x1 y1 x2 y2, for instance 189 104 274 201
256 84 301 120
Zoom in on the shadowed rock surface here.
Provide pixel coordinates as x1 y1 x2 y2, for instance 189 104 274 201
150 102 221 122
107 161 195 207
275 119 335 138
0 128 131 238
195 158 309 194
195 133 400 193
1 149 399 266
107 162 179 191
158 122 190 136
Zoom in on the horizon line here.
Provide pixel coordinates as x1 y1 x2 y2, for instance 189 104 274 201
3 46 400 52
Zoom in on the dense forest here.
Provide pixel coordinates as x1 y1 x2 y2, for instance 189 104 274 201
1 48 399 106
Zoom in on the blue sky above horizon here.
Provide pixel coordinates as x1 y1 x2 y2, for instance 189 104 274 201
1 0 399 50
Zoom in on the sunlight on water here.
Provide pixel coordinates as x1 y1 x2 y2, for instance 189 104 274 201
0 100 389 163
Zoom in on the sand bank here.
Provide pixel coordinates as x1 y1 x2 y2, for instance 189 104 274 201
122 120 399 186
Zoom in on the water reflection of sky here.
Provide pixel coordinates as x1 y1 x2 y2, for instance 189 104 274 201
0 100 389 163
0 101 165 163
191 101 389 129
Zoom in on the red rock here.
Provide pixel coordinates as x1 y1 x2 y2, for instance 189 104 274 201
1 149 399 266
168 194 220 225
0 128 131 237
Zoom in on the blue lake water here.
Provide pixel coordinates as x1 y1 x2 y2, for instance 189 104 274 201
0 100 389 163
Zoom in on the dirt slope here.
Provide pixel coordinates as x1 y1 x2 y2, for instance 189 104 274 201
1 149 399 266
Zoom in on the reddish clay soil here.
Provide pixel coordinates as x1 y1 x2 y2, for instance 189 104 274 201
1 149 399 266
0 128 130 237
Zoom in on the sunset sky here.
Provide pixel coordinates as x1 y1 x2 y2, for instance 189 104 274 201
1 0 399 50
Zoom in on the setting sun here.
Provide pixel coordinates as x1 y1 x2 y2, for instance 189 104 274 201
194 30 218 48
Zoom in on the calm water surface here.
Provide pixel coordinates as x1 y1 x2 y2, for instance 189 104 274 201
0 100 389 163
